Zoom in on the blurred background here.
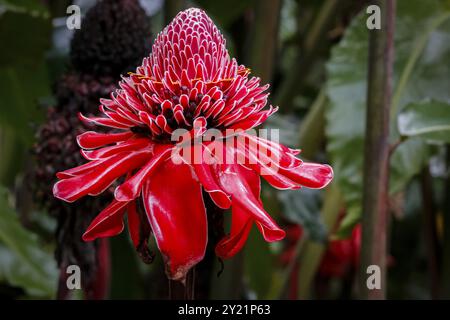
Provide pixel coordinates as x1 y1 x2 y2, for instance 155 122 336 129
0 0 449 299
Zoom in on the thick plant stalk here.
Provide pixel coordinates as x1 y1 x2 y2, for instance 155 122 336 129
359 0 396 299
246 0 281 84
84 238 111 300
297 89 327 160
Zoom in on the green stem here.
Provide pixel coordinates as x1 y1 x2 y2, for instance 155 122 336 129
297 183 343 299
245 0 282 84
265 233 305 299
298 89 327 159
359 0 396 300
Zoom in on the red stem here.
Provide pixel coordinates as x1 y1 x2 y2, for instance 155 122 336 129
359 0 396 299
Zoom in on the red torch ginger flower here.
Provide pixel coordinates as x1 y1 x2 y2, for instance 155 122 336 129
319 224 362 278
53 8 333 280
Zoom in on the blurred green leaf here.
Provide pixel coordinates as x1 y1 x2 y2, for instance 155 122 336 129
0 0 48 17
265 113 301 148
244 227 274 298
398 100 450 143
195 0 255 27
0 186 57 297
0 127 27 185
0 63 49 142
0 4 51 143
0 10 50 66
278 189 327 242
109 233 145 299
389 138 430 194
325 0 450 236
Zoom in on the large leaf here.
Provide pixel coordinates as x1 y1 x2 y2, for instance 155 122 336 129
0 3 51 143
265 113 301 148
0 186 57 297
0 127 28 185
0 8 50 66
325 0 450 236
278 188 327 242
398 100 450 143
389 138 430 195
0 63 50 143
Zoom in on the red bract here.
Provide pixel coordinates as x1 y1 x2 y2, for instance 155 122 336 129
53 8 333 281
318 224 361 278
280 224 361 278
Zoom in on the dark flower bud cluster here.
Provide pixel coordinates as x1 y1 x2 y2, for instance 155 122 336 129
70 0 152 78
31 0 152 299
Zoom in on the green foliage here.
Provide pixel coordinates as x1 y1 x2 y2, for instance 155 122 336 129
0 186 57 298
0 0 49 17
389 138 430 195
0 127 27 185
278 189 327 242
195 0 255 27
244 227 275 298
398 100 450 143
325 0 450 236
109 234 145 299
265 113 301 149
0 1 51 143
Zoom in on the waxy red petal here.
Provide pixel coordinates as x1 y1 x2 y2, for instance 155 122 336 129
215 203 253 259
218 153 285 244
53 151 151 202
79 112 131 129
82 200 129 241
242 134 301 168
127 201 141 248
114 145 172 201
77 131 134 149
81 138 151 160
142 160 207 280
56 159 104 179
280 163 334 189
182 142 231 209
192 161 231 209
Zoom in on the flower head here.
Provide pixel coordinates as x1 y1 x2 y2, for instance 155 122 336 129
53 8 333 281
